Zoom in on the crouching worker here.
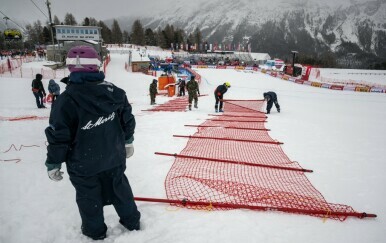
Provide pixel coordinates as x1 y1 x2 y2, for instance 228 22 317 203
263 91 280 114
214 82 231 112
44 46 141 240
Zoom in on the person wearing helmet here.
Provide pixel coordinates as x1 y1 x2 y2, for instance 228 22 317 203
149 79 158 105
263 91 280 114
186 75 200 110
44 46 140 240
214 82 231 112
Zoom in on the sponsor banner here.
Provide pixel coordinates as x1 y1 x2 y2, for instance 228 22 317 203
270 72 278 77
253 67 259 71
216 66 226 69
261 69 267 73
295 79 304 84
303 81 312 86
370 87 385 93
282 75 290 80
343 86 356 91
330 85 344 90
197 65 208 68
245 67 254 70
235 66 245 70
288 77 296 82
321 83 331 89
191 65 198 69
207 65 217 69
311 82 322 87
355 86 371 92
226 66 236 69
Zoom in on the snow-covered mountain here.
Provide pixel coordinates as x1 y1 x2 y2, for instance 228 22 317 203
115 0 386 60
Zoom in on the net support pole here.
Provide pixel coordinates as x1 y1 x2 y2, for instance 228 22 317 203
134 197 377 219
209 119 267 123
209 114 268 119
155 152 313 173
185 125 270 131
173 135 283 145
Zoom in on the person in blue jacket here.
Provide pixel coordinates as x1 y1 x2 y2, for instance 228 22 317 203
44 46 140 240
47 79 60 103
263 91 280 114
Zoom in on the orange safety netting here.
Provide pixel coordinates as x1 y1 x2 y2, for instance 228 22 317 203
165 99 363 221
143 97 189 112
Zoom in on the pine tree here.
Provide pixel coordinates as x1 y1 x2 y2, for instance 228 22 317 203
98 21 112 44
83 17 90 26
123 30 130 43
53 15 60 25
130 20 145 45
145 28 157 46
64 13 77 25
111 19 123 44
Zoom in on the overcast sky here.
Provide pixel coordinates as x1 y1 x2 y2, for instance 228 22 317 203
1 0 368 28
1 0 178 27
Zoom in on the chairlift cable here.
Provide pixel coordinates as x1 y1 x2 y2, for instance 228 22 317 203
0 9 27 32
30 0 49 19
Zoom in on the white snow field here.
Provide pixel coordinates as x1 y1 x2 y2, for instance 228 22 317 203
0 52 385 243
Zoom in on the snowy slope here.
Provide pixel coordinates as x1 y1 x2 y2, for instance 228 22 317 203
0 52 385 243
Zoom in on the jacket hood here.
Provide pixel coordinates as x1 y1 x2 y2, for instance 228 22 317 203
49 79 56 85
66 74 125 115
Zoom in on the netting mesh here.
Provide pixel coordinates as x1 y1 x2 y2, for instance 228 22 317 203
144 97 188 112
165 100 358 220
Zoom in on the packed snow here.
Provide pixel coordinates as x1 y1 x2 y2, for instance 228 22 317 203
0 51 385 243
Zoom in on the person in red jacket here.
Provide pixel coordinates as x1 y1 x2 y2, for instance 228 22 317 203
214 82 230 112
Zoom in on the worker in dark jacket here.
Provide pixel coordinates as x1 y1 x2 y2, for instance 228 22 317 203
214 82 231 112
186 75 200 110
149 79 158 105
44 46 140 240
178 79 186 96
31 73 46 108
263 91 280 114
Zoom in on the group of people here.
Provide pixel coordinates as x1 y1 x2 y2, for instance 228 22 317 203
31 74 61 108
43 45 281 241
149 75 280 114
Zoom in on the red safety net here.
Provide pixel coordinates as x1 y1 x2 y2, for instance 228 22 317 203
165 99 362 221
144 97 188 112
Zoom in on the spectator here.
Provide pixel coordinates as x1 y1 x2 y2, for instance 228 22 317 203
47 79 60 103
44 45 140 240
31 73 46 108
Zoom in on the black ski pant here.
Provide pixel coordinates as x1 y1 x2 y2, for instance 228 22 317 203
33 91 44 108
266 100 280 113
69 165 140 238
215 94 223 110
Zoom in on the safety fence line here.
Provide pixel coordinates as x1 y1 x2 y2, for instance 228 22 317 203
159 99 376 220
0 115 49 121
190 65 386 93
